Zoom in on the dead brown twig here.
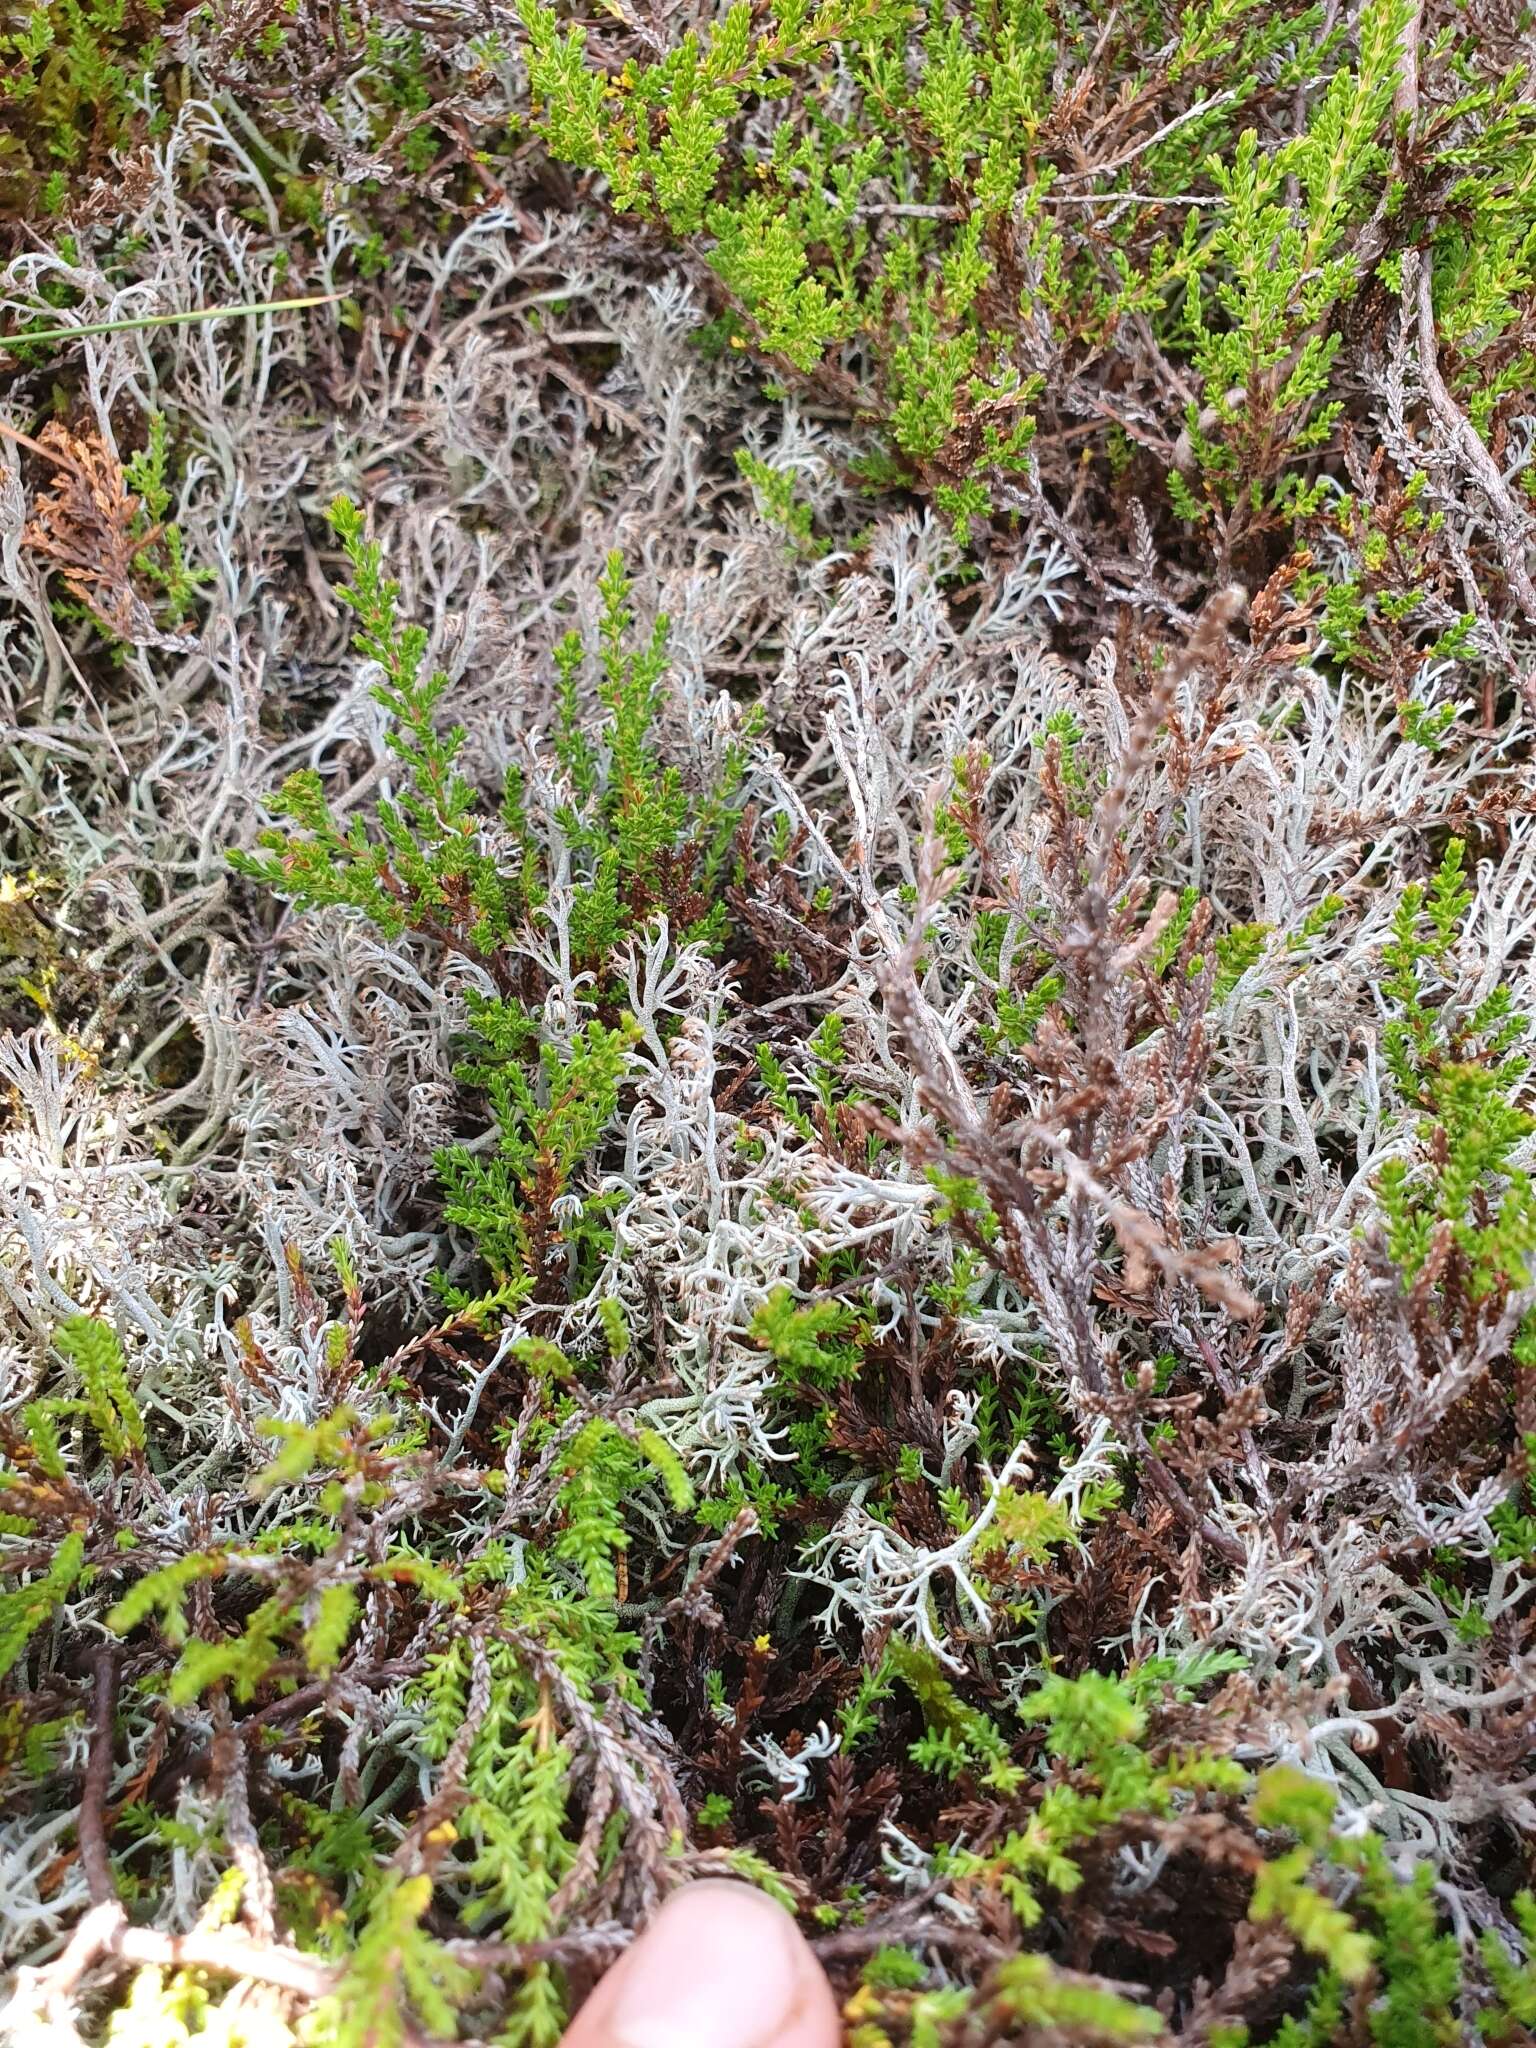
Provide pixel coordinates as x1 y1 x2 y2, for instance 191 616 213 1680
14 418 190 647
78 1648 120 1910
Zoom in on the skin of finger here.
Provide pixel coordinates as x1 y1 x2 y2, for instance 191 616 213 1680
557 1881 842 2048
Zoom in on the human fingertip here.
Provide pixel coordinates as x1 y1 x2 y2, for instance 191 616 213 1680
559 1880 841 2048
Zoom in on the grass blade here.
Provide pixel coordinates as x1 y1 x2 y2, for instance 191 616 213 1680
1 293 342 351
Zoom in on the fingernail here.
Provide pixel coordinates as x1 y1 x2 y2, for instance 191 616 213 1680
604 1883 805 2048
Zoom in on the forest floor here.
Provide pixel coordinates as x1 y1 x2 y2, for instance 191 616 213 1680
4 0 1536 2040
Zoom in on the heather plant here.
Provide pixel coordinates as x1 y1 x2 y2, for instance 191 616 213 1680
0 0 175 217
5 0 1536 2032
1377 836 1536 1309
232 499 749 1312
512 0 1448 549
